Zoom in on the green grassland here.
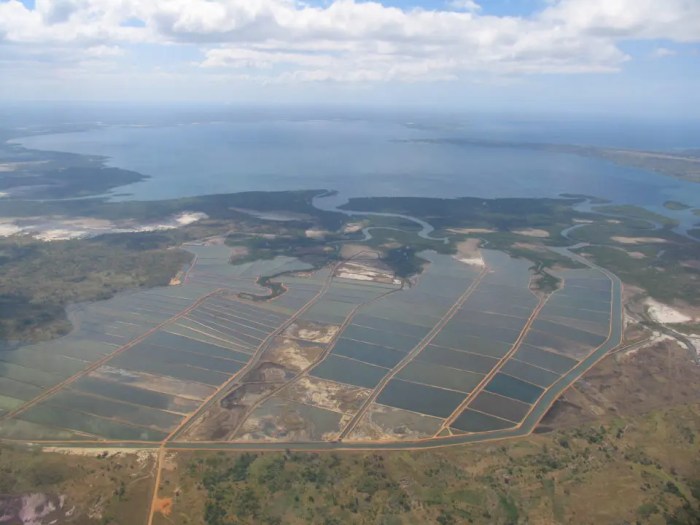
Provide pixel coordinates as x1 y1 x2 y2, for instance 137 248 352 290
157 404 700 525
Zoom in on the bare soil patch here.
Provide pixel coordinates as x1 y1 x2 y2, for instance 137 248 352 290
335 260 399 284
645 298 694 324
346 403 442 441
454 238 485 267
263 337 325 372
182 382 281 441
228 245 250 260
513 228 550 238
342 222 367 233
611 236 667 245
153 496 173 517
284 321 339 343
447 227 496 234
280 376 370 415
539 338 700 431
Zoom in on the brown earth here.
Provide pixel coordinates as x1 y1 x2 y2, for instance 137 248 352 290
340 243 377 259
284 321 339 343
153 496 173 517
263 337 325 372
538 337 700 431
279 376 370 415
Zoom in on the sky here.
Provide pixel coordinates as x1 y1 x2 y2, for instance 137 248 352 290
1 0 699 116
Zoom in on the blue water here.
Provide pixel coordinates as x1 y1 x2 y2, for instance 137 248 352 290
9 113 700 228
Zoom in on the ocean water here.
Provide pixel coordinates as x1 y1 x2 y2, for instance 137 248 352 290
9 112 700 226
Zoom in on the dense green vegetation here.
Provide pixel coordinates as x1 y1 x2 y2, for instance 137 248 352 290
0 189 345 342
0 143 145 199
381 246 428 278
593 204 679 228
341 196 582 239
530 267 562 294
0 235 191 341
166 404 700 525
239 276 290 302
566 217 700 305
226 232 338 267
575 244 699 305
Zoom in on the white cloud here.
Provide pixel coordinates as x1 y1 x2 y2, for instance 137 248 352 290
448 0 481 12
651 47 677 58
0 0 699 86
84 44 124 57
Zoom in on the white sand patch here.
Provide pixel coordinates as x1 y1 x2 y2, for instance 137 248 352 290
447 227 496 234
135 211 208 232
305 229 327 239
513 228 550 238
337 271 374 281
646 298 692 324
0 211 208 241
624 331 675 356
175 212 208 226
628 251 646 259
336 261 399 284
288 376 369 413
454 238 485 267
612 236 667 245
297 327 339 343
456 256 485 268
343 222 365 233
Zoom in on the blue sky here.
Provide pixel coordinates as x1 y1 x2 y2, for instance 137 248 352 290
1 0 699 117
